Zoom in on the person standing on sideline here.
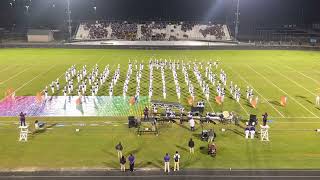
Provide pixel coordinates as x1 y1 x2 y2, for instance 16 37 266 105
189 118 195 131
143 106 149 120
120 155 126 172
316 95 320 106
164 153 170 173
188 138 195 154
115 142 123 159
208 129 215 143
19 112 26 126
262 112 268 126
128 154 135 172
173 151 180 171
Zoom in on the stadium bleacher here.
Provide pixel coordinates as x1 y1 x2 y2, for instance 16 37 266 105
75 21 231 41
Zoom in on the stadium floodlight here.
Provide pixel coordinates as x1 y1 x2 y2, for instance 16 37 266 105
25 5 30 13
235 0 240 41
67 0 72 42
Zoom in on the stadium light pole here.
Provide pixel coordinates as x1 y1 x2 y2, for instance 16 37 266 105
235 0 240 41
67 0 72 42
93 6 97 20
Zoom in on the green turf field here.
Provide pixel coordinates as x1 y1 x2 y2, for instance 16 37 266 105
0 48 320 170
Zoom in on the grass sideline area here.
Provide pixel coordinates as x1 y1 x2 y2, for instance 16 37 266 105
0 49 320 169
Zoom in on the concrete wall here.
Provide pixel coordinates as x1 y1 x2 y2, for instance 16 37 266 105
27 33 54 42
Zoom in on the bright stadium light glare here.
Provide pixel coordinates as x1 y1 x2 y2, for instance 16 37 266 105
25 5 30 13
235 0 240 41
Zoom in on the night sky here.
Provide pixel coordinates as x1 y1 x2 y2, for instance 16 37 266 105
0 0 319 31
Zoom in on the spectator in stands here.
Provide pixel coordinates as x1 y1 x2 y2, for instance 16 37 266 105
120 155 126 172
199 24 225 40
188 138 195 154
79 21 228 41
115 142 123 158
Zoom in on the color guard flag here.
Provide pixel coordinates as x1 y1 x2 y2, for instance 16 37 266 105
36 92 43 104
5 88 15 100
215 96 222 105
76 97 84 114
251 99 257 108
280 96 287 106
187 96 193 106
129 96 136 106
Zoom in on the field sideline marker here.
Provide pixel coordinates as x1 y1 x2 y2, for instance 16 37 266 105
227 66 285 117
247 65 319 118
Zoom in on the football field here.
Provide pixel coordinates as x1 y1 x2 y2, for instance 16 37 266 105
0 48 320 170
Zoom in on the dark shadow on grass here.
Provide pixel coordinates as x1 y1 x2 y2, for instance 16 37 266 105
32 129 46 135
199 146 208 155
296 95 307 99
192 133 202 140
175 145 188 152
177 123 190 131
125 147 142 157
245 102 253 108
227 128 244 137
269 100 281 106
32 123 57 135
306 100 313 105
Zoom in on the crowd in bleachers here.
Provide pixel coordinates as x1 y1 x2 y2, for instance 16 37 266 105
140 23 167 41
181 22 196 32
76 21 231 41
111 22 138 41
199 25 225 40
87 22 109 39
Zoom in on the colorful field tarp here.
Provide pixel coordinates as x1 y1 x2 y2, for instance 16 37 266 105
0 96 149 117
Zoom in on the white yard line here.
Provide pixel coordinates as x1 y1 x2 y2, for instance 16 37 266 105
265 65 317 96
238 100 249 116
0 64 57 102
0 66 32 84
0 65 14 73
284 65 320 85
14 65 57 93
247 65 319 118
227 66 285 117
